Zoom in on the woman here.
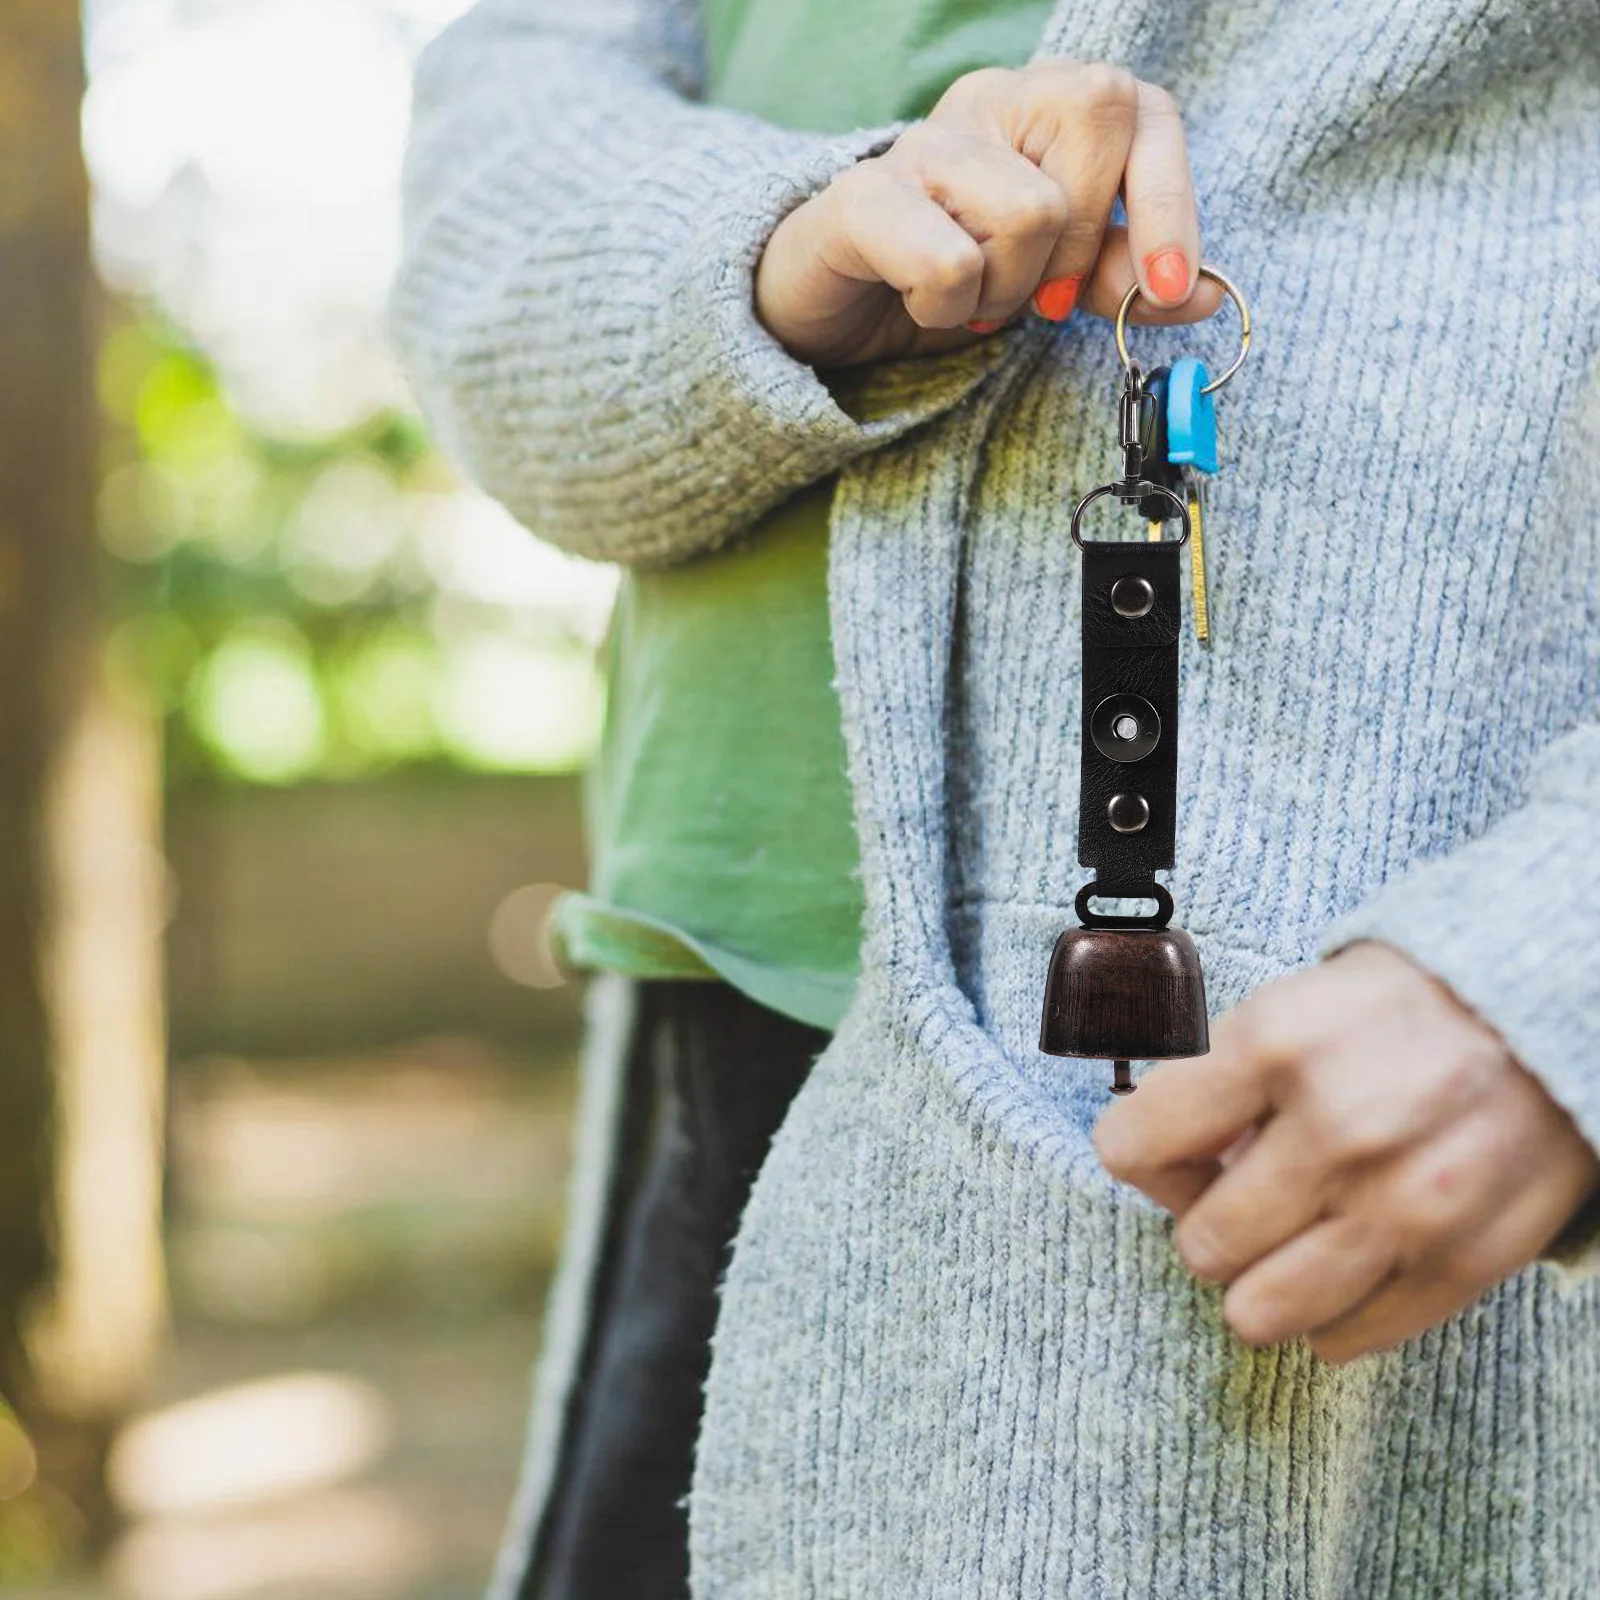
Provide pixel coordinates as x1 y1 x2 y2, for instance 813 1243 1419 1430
394 0 1600 1594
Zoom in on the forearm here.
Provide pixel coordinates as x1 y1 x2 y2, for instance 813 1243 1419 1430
392 0 993 567
1320 721 1600 1276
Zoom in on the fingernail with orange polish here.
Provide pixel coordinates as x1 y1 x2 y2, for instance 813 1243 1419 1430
966 319 1003 335
1032 275 1083 321
1144 248 1190 305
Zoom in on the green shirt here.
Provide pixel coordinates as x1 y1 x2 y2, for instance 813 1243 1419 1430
554 0 1053 1031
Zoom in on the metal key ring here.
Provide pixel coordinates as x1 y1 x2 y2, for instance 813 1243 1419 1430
1113 265 1252 396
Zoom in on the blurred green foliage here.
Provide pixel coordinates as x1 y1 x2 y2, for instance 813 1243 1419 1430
96 315 603 787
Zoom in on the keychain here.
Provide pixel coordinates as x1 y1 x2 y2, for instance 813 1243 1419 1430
1039 267 1252 1095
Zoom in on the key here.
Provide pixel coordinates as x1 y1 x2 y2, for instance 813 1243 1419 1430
1185 473 1211 646
1164 357 1218 647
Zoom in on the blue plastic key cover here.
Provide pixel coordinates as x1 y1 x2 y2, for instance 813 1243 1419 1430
1165 355 1218 474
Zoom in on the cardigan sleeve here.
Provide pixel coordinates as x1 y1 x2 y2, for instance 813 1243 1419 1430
1319 721 1600 1285
391 0 1008 568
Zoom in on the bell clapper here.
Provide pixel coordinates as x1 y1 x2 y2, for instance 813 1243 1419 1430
1110 1059 1135 1095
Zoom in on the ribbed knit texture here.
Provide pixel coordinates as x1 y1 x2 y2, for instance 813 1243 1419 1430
394 0 1600 1593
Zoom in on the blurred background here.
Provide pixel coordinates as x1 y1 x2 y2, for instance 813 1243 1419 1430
1 2 614 1594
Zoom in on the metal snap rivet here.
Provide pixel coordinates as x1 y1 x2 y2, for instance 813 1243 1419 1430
1110 575 1155 619
1107 792 1150 833
1090 693 1161 763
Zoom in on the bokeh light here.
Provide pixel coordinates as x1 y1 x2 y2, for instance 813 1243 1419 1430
189 629 328 784
109 1373 393 1518
487 884 568 990
82 0 617 789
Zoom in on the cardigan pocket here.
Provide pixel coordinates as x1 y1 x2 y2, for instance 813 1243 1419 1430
688 965 1380 1600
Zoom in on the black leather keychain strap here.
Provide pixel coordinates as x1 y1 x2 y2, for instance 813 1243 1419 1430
1078 539 1180 883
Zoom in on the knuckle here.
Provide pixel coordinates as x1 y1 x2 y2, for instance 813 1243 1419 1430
1009 182 1071 237
1230 992 1299 1070
884 119 939 165
1016 58 1082 102
1429 1042 1500 1111
1317 1108 1394 1168
1388 1175 1463 1247
1092 1115 1144 1181
1224 1287 1285 1347
1021 57 1081 79
892 117 971 162
905 245 983 322
1132 177 1193 217
894 122 983 185
1176 1218 1230 1279
1137 80 1182 121
1347 939 1424 1003
920 238 984 295
934 65 1013 116
1378 1048 1498 1152
1076 61 1140 120
1406 1052 1472 1115
1017 181 1068 233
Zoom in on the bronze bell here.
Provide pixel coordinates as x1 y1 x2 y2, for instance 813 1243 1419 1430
1039 924 1209 1094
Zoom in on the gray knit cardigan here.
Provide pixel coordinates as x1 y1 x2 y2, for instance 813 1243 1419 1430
394 0 1600 1593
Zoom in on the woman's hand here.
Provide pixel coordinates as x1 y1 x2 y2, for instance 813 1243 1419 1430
754 61 1220 368
1093 942 1600 1364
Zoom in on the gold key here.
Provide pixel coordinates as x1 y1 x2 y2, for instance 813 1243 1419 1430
1186 474 1211 647
1144 480 1207 645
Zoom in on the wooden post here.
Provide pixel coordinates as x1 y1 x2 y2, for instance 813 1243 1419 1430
0 0 167 1554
